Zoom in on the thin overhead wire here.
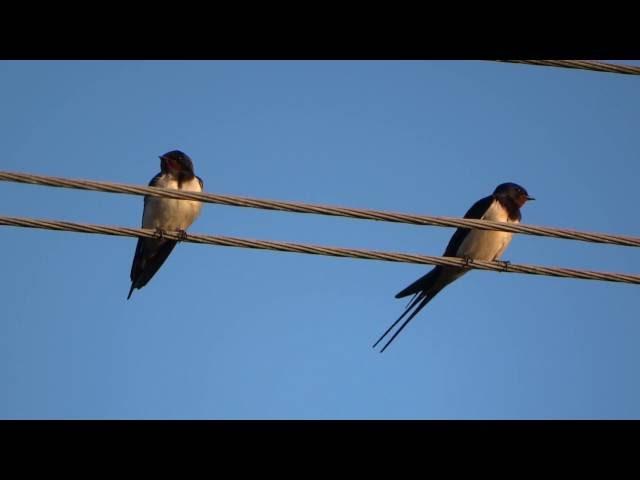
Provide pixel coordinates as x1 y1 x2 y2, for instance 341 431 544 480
493 60 640 76
1 170 639 248
1 215 638 285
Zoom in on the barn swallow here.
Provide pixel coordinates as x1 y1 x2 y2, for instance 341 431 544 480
373 182 534 352
127 150 204 299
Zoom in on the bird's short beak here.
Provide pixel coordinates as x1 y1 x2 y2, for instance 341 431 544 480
526 195 535 201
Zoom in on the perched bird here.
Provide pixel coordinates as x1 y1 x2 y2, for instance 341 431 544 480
127 150 204 299
373 182 534 352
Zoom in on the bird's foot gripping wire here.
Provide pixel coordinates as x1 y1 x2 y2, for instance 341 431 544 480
154 227 166 240
462 255 473 269
176 229 188 242
501 260 511 272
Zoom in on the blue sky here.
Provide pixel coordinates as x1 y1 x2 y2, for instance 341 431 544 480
1 60 639 419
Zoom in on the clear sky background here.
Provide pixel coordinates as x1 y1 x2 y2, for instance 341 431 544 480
1 60 638 419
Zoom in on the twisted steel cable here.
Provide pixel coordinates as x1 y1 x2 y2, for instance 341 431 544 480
493 60 640 75
1 170 639 248
1 215 638 285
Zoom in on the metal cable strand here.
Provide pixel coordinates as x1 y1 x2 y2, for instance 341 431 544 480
493 60 640 75
1 170 639 248
1 215 638 285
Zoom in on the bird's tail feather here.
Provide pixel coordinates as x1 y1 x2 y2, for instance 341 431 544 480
374 290 445 353
373 293 427 350
395 268 440 299
405 292 419 308
127 239 178 300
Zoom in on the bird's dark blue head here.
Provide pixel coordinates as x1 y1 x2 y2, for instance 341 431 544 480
493 182 535 207
159 150 195 176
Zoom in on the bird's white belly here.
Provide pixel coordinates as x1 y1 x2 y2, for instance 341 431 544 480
142 177 203 231
457 200 517 261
